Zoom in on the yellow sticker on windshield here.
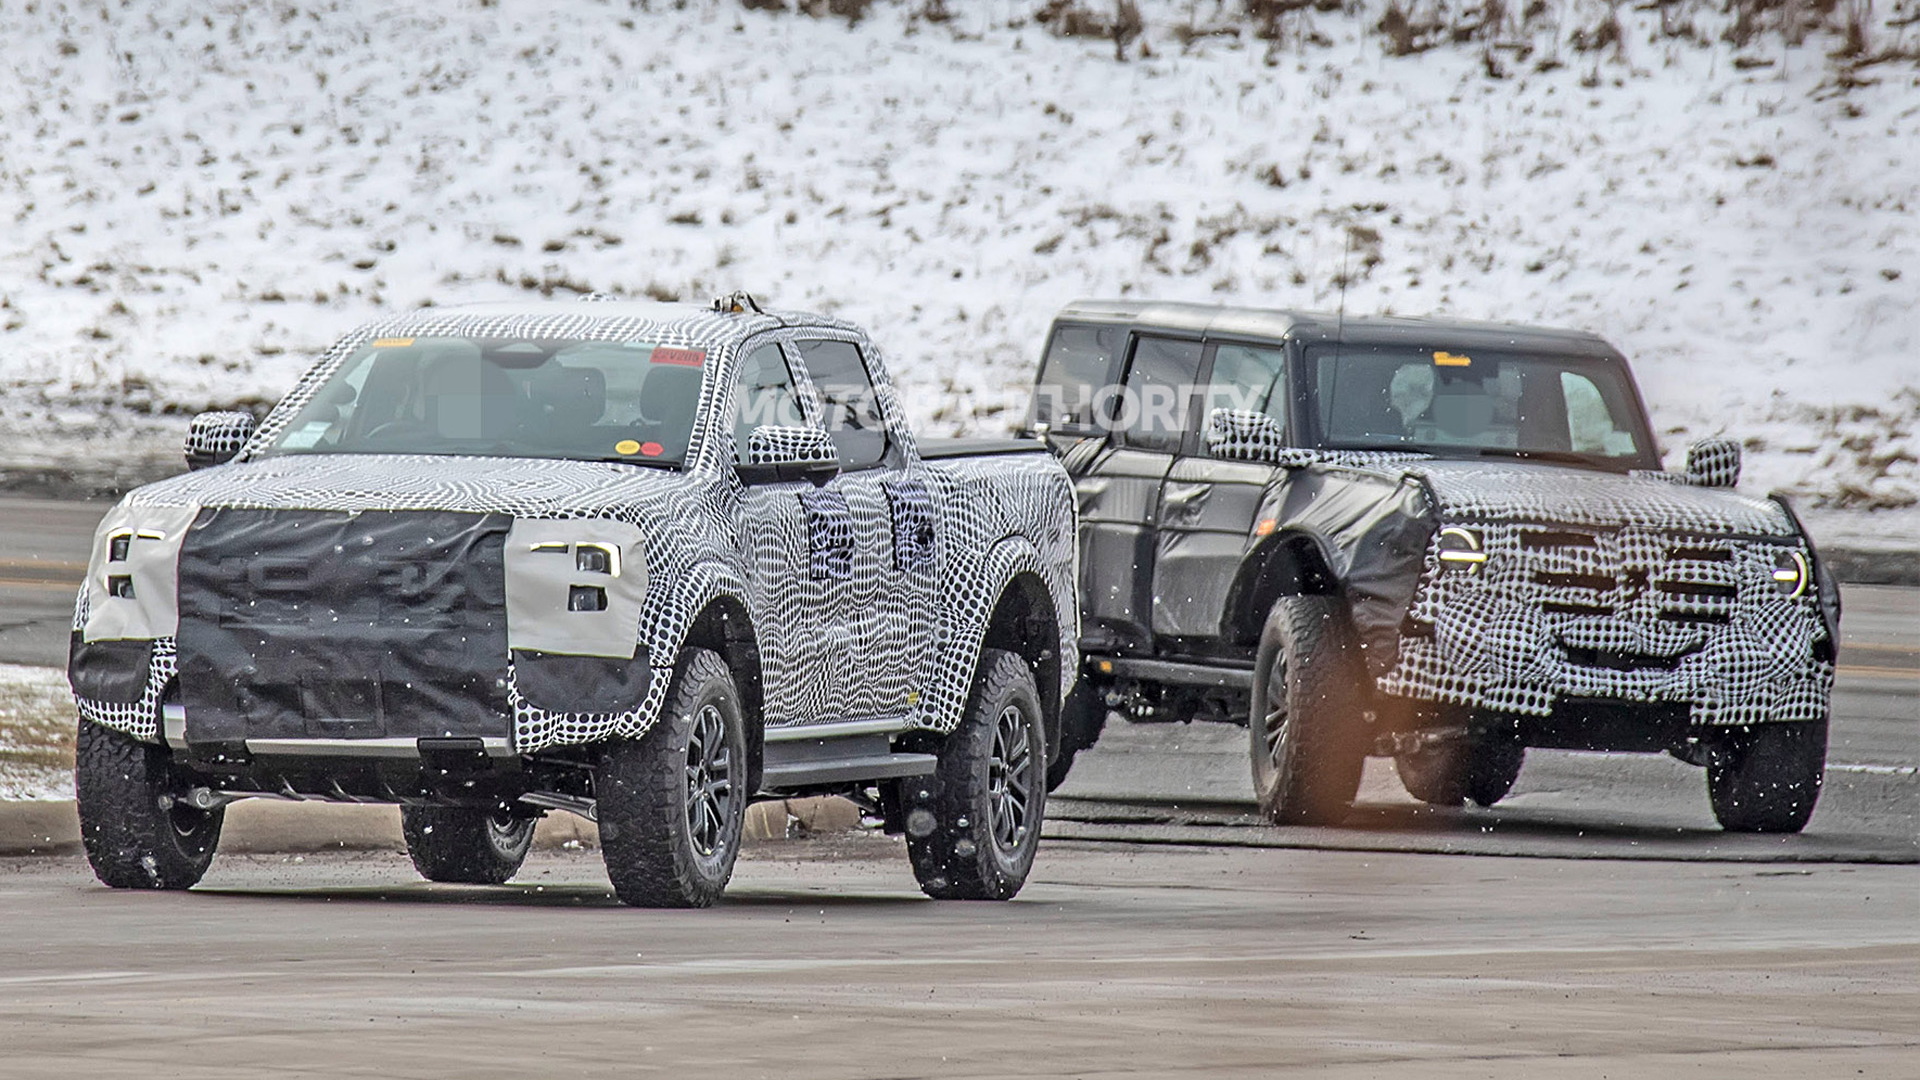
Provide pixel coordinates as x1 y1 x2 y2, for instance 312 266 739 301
1433 351 1472 367
372 337 415 348
613 439 642 455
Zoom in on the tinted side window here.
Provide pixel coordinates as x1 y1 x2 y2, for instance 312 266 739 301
1205 344 1289 440
1118 336 1206 453
793 339 889 470
733 343 807 463
1031 324 1125 432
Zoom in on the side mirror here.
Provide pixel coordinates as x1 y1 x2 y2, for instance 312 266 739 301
1683 437 1741 488
1205 408 1314 468
736 425 840 486
184 411 256 470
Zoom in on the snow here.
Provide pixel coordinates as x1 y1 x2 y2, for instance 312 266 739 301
0 663 74 801
1 0 1915 513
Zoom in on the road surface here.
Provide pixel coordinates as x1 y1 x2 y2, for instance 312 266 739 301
0 839 1913 1079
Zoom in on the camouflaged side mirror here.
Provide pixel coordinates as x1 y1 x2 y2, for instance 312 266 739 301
1683 437 1742 488
1204 408 1313 469
736 425 840 486
184 411 256 470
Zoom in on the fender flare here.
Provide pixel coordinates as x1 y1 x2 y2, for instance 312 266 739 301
921 535 1077 737
1221 529 1344 646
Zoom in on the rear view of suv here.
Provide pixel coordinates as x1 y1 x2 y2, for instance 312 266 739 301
1030 300 1838 833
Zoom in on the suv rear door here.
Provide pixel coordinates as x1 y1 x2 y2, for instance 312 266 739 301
1049 327 1206 654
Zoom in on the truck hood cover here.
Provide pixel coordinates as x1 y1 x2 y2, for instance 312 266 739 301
120 453 686 519
1388 459 1795 535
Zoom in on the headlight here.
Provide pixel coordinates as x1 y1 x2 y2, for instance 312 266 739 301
1436 527 1487 575
504 520 648 660
1771 549 1809 597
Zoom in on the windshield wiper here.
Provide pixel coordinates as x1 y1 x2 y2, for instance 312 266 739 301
1474 447 1612 467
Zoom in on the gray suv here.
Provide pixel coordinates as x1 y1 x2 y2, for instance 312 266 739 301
1030 300 1838 833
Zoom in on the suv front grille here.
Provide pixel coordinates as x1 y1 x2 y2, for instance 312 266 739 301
1467 526 1758 630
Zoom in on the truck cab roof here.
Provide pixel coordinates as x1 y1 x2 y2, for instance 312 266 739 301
1053 300 1620 357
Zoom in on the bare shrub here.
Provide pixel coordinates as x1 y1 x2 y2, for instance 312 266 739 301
1377 1 1447 55
1568 6 1624 54
1035 1 1145 59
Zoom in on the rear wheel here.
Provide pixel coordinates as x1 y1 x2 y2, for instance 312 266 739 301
1249 595 1369 825
1468 736 1526 808
597 648 748 907
75 718 224 890
1394 730 1526 808
401 806 536 884
1044 676 1107 793
1706 719 1826 833
904 648 1046 900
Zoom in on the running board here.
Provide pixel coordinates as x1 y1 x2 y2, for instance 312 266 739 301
759 753 937 789
1093 656 1254 691
760 731 936 790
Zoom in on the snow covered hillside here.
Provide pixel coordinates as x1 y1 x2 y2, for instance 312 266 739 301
1 0 1914 507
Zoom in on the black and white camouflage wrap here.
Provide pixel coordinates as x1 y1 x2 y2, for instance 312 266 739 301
1368 460 1833 727
183 411 256 466
73 301 1078 756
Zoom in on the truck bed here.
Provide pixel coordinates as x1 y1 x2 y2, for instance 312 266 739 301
916 437 1049 460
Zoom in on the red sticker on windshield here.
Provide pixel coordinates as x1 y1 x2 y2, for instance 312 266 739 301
639 441 664 457
651 347 706 367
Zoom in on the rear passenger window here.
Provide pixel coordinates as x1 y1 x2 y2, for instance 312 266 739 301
793 339 889 470
1117 336 1206 453
1031 324 1125 433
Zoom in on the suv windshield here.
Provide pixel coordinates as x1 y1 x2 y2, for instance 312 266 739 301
1306 345 1657 470
258 336 708 466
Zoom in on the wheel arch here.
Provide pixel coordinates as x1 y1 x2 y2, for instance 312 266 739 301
1222 530 1344 648
672 592 764 792
980 570 1065 763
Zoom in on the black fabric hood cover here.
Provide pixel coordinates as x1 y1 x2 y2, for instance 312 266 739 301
175 508 512 744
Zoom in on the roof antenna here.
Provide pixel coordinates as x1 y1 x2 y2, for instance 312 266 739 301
1335 219 1352 344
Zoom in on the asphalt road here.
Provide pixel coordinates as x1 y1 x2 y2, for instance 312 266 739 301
0 839 1914 1079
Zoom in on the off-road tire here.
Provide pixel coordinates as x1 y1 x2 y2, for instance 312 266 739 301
1395 733 1526 808
904 648 1046 900
1706 719 1826 833
1044 676 1107 793
1394 741 1471 806
401 806 536 884
597 648 748 907
1249 595 1369 825
1468 736 1526 808
75 718 223 890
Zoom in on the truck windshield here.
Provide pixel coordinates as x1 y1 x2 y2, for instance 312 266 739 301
257 336 708 467
1305 345 1657 470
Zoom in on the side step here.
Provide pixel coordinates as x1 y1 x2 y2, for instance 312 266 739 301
760 731 937 791
1094 656 1255 691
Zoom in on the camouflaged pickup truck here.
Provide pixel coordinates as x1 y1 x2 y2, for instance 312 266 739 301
69 294 1077 906
1030 301 1838 833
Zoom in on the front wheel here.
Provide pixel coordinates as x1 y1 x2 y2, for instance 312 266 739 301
904 648 1046 900
597 648 749 907
75 718 224 890
1706 719 1826 833
1249 595 1369 825
401 806 536 884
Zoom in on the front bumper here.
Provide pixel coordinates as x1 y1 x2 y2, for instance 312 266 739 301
71 506 664 755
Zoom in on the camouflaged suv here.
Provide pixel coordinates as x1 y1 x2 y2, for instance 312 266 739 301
1031 300 1838 833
